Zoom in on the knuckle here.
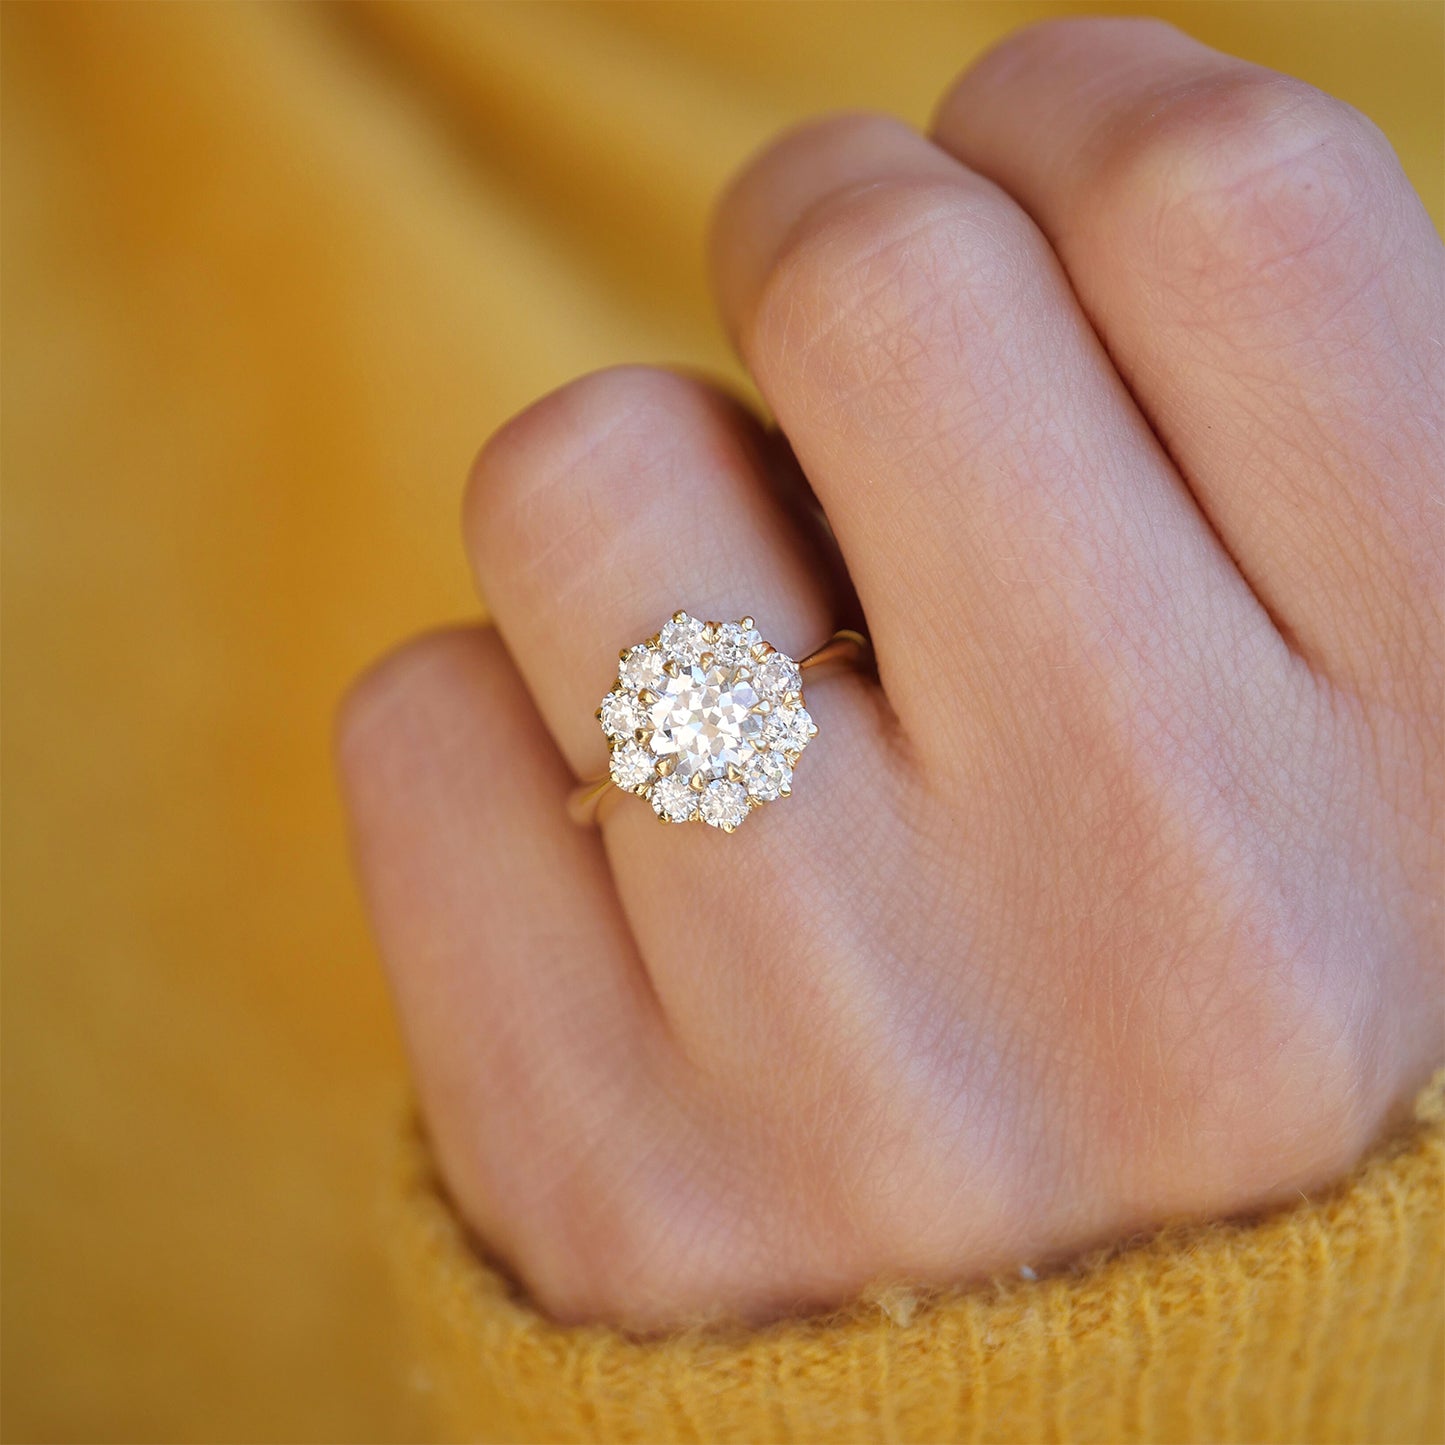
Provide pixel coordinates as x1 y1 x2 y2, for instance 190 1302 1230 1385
940 15 1185 114
463 364 702 559
334 626 483 776
750 176 1045 429
1098 72 1391 295
737 108 915 183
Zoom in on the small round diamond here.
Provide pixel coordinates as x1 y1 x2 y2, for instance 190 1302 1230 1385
711 621 761 667
745 750 792 802
599 689 642 740
658 613 706 665
609 740 656 792
699 779 749 831
755 651 801 702
649 774 697 823
764 705 815 755
619 645 665 693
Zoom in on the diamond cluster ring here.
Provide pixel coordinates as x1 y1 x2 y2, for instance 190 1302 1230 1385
567 611 869 832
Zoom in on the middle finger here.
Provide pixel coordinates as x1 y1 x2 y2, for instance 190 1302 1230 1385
709 112 1278 768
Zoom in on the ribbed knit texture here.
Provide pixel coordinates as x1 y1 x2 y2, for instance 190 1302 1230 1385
392 1072 1444 1445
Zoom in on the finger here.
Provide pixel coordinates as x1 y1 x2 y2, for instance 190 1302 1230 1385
336 626 689 1319
462 364 900 1082
931 17 1443 702
464 365 846 779
708 111 1279 761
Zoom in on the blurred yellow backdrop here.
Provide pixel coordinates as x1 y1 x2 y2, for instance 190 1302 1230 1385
2 2 1440 1439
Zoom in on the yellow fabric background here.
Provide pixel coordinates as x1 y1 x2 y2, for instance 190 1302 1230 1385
2 3 1440 1440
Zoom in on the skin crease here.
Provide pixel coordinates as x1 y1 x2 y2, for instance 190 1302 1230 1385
338 20 1443 1330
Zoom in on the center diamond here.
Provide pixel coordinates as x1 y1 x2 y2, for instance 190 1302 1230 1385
648 662 762 781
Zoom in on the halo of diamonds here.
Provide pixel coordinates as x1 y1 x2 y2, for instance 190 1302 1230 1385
597 611 817 831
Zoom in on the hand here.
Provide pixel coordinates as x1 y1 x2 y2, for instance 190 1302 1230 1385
339 18 1443 1329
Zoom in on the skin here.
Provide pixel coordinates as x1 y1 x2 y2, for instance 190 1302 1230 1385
337 19 1443 1330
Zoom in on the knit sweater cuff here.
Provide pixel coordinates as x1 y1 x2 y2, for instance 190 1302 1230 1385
389 1072 1444 1444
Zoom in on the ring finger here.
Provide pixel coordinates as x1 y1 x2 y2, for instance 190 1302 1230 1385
465 363 895 1056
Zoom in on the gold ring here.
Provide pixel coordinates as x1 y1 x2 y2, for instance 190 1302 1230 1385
567 612 870 832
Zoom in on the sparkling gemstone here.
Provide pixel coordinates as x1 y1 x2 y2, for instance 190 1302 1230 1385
649 774 697 823
744 750 793 802
755 652 801 702
609 740 655 792
619 645 665 693
711 621 761 667
600 614 819 829
658 613 706 665
700 779 749 830
764 705 815 755
647 661 764 782
599 689 642 740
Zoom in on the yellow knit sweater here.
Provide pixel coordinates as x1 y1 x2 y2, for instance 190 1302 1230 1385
394 1074 1444 1444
